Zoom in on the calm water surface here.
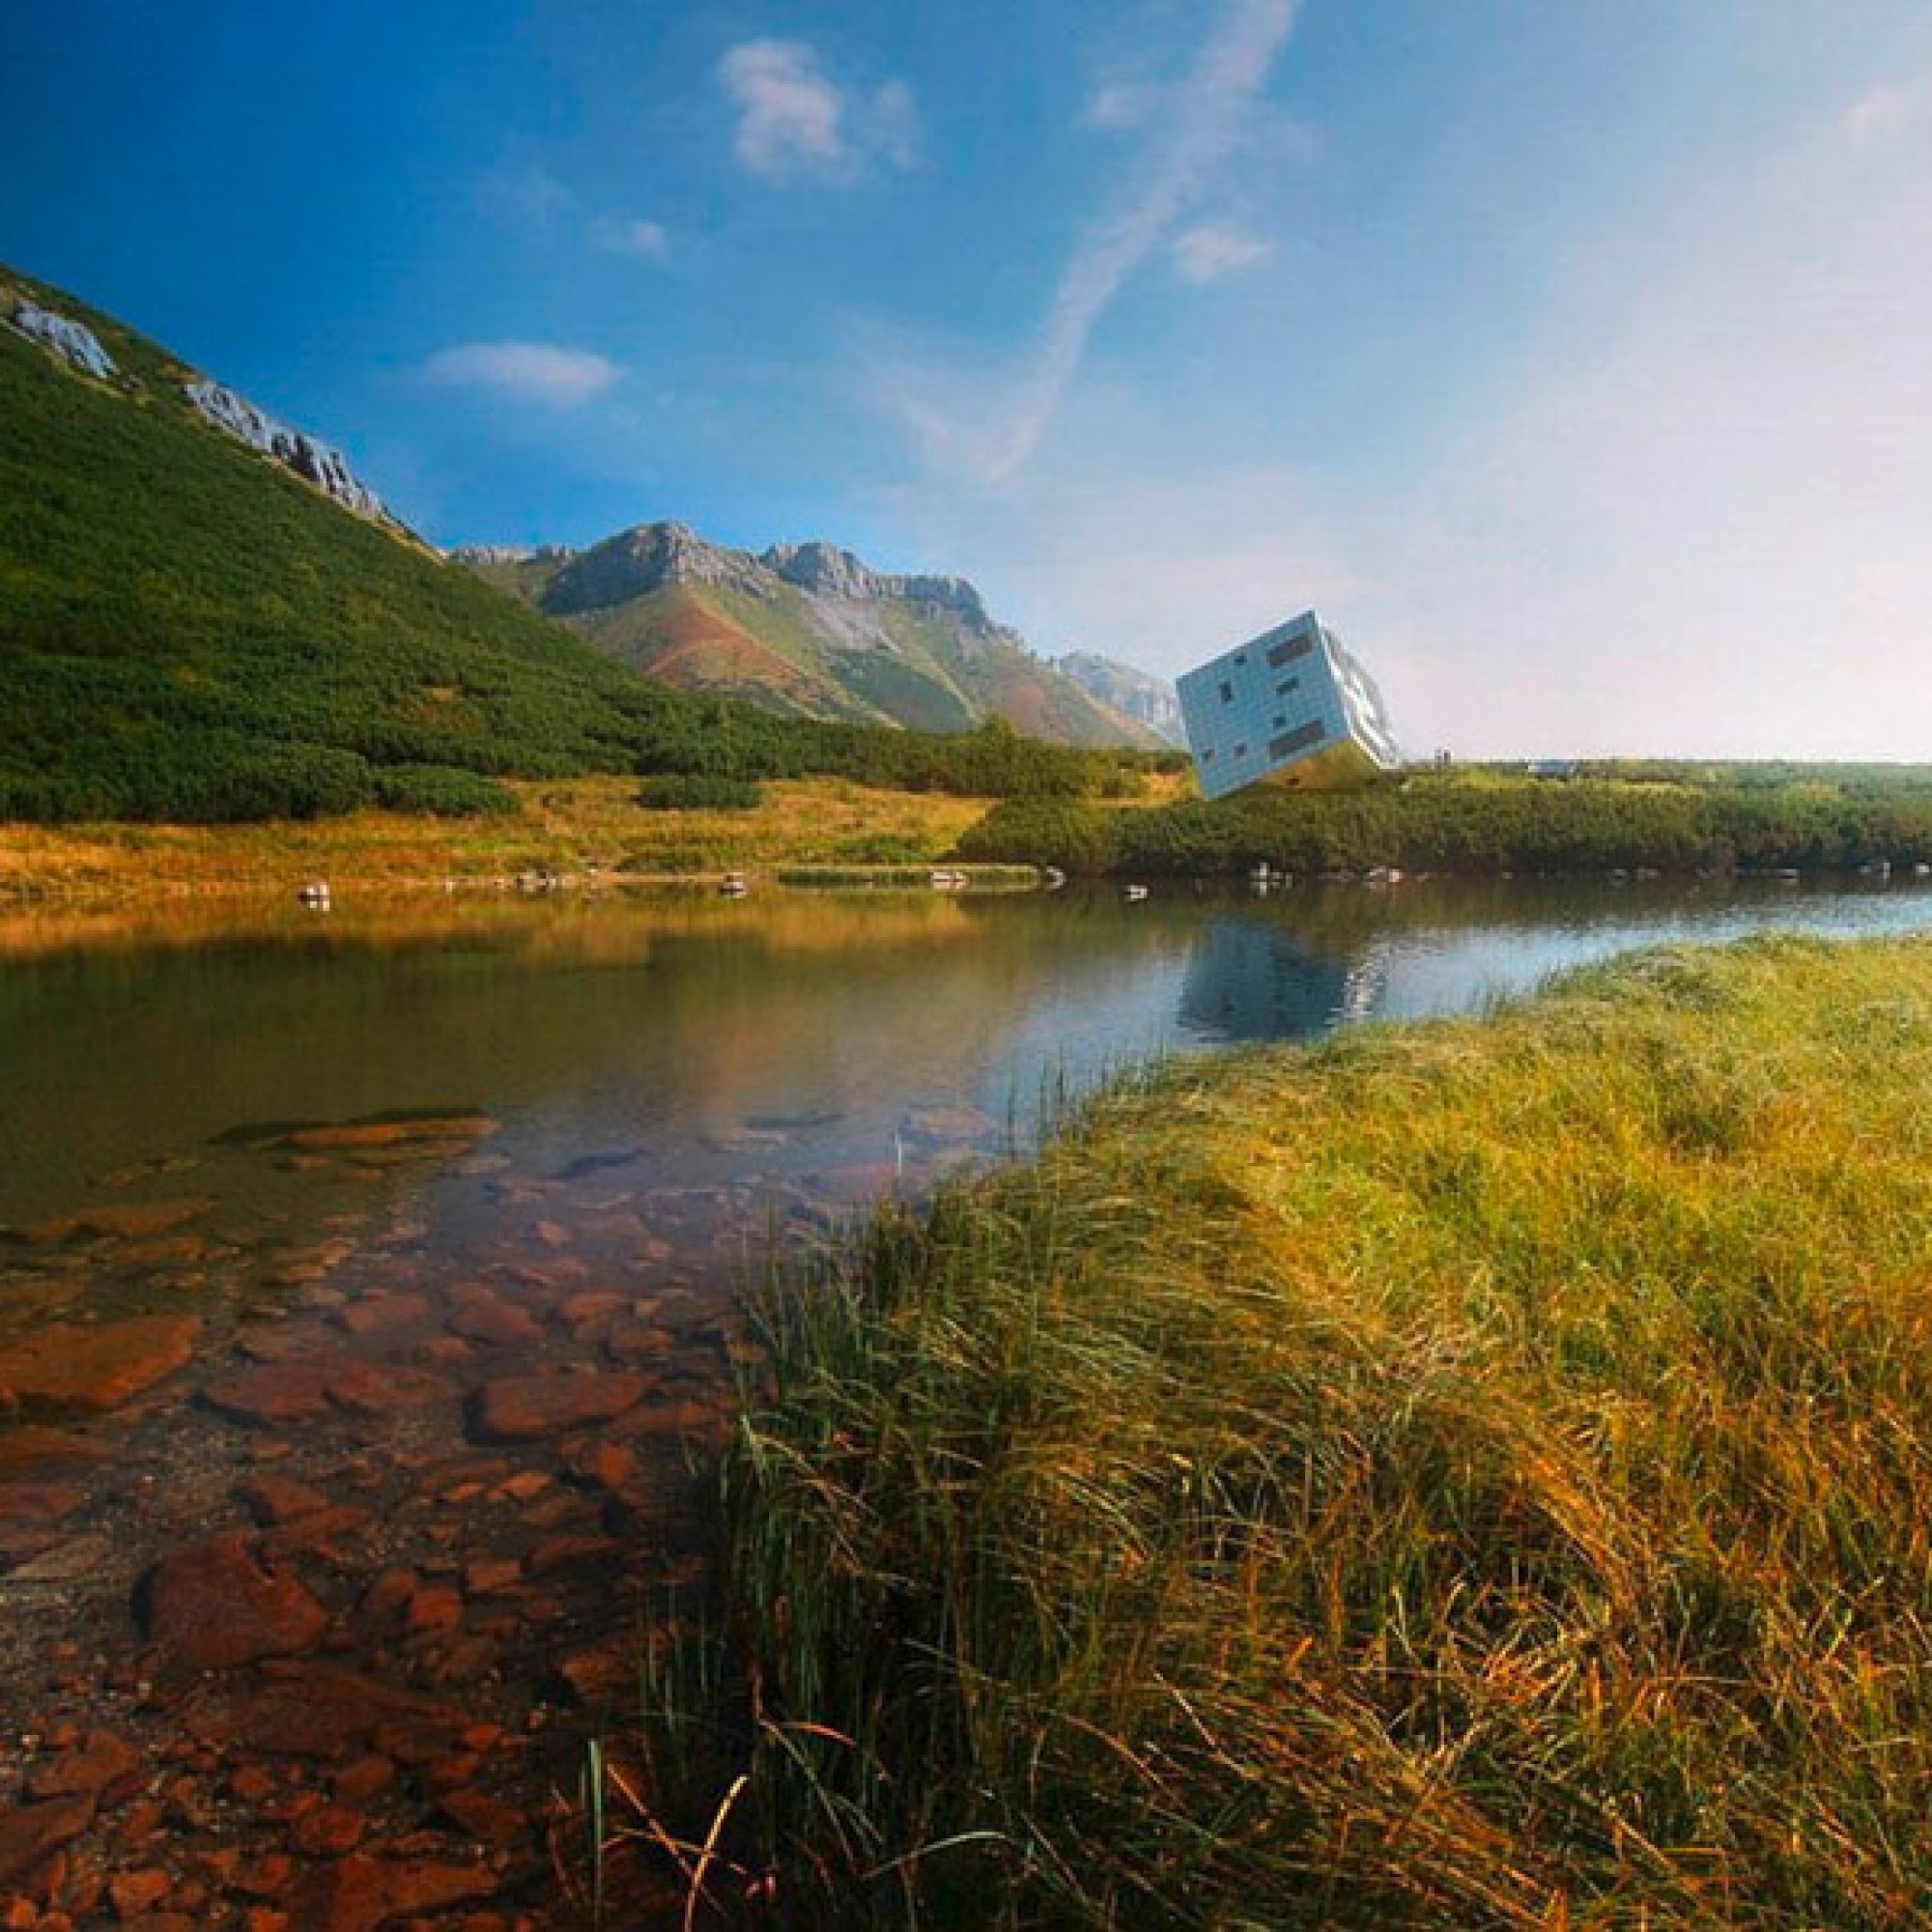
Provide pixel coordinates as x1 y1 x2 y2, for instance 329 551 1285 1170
7 874 1932 1233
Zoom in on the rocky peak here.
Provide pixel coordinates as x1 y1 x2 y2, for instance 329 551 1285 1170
762 541 880 601
540 521 772 615
185 381 386 522
4 295 117 381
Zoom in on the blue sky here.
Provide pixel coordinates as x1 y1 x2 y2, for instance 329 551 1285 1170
6 0 1932 755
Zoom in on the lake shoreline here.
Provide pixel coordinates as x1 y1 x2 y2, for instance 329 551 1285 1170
684 932 1932 1926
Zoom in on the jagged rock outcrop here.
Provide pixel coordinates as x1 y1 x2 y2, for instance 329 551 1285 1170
1056 651 1184 746
4 298 116 380
446 543 574 568
763 541 992 627
185 380 386 522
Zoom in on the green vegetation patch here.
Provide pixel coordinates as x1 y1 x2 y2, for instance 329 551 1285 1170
637 773 765 811
675 935 1932 1927
957 768 1932 876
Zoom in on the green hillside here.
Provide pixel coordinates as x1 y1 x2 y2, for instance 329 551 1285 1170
0 263 707 821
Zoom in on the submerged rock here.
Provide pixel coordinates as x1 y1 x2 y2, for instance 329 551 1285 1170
468 1370 649 1441
0 1314 200 1412
142 1532 328 1671
23 1729 144 1804
0 1791 95 1888
277 1111 498 1152
12 1197 215 1244
286 1851 497 1932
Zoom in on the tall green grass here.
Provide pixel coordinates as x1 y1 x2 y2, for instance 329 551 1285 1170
670 935 1932 1927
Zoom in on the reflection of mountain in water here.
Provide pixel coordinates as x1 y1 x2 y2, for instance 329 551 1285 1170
1178 915 1387 1043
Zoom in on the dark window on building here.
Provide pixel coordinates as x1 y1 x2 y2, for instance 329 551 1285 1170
1268 720 1325 761
1200 748 1215 763
1265 634 1315 669
1272 714 1287 729
1275 676 1300 696
1218 680 1234 703
1234 742 1248 758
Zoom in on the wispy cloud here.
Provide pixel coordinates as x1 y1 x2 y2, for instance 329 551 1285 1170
903 0 1299 484
1083 80 1156 132
719 40 918 184
1841 79 1921 144
420 342 620 408
1172 222 1274 282
590 215 669 260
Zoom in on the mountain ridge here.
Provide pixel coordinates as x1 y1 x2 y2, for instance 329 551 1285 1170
454 524 1172 750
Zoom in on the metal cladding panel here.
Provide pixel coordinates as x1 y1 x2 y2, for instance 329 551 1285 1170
1180 610 1394 799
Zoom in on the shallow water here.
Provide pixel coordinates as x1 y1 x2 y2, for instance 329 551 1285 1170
8 874 1931 1233
3 874 1930 1923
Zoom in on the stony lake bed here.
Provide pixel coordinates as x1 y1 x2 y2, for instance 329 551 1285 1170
9 877 1932 1928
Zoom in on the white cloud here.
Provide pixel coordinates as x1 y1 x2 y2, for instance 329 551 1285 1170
1172 222 1274 282
591 215 669 260
420 342 620 408
719 40 917 183
885 0 1299 485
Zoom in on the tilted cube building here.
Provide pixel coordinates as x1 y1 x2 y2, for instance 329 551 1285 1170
1178 611 1397 800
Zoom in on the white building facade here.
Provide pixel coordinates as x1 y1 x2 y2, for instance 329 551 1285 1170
1178 611 1397 801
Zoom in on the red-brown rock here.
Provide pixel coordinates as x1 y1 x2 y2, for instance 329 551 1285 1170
445 1294 542 1349
0 1796 93 1888
143 1534 327 1671
107 1869 174 1918
202 1366 337 1429
235 1476 332 1525
467 1373 647 1442
184 1664 462 1764
328 1757 394 1804
435 1791 526 1846
15 1198 214 1245
24 1731 143 1806
281 1115 497 1152
287 1854 496 1932
290 1805 365 1860
332 1295 433 1341
0 1317 201 1413
203 1362 445 1430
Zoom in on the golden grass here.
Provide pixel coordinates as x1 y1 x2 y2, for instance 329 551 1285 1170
674 935 1932 1927
0 777 999 905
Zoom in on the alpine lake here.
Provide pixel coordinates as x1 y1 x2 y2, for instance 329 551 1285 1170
4 871 1932 1925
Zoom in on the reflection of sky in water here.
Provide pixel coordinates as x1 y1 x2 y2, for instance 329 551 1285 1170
1321 883 1932 1028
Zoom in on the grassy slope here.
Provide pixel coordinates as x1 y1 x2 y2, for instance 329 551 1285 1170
0 264 715 820
688 935 1932 1927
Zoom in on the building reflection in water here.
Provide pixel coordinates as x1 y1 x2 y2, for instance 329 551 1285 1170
1177 913 1387 1044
